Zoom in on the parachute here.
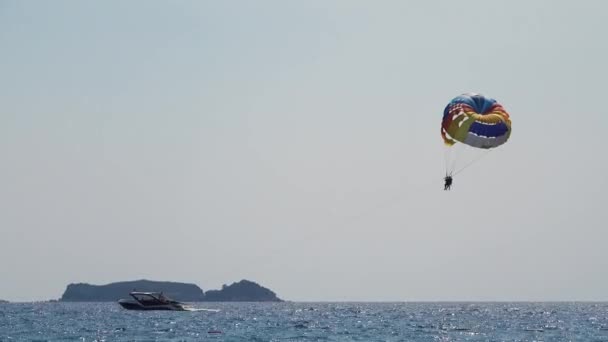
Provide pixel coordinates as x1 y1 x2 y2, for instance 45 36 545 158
441 93 512 149
441 93 512 179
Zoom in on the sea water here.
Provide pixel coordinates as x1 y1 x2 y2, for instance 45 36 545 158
2 302 608 341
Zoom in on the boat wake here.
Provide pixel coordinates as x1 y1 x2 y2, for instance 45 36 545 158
184 307 221 312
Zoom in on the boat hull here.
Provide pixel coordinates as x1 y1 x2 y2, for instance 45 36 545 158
118 299 186 311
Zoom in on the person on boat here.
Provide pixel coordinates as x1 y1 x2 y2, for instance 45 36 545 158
444 175 453 190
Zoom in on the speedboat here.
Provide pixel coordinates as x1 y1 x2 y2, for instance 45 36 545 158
118 292 191 311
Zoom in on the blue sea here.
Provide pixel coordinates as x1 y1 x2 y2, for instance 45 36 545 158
2 302 608 341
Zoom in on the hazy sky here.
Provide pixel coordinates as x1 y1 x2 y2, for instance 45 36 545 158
1 0 607 302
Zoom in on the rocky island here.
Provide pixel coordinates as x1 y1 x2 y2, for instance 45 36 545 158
61 280 205 302
204 280 281 302
60 279 282 302
0 299 8 304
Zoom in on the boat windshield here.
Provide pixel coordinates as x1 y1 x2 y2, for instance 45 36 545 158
131 293 168 305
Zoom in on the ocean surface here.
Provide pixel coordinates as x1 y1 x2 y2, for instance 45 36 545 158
2 302 608 341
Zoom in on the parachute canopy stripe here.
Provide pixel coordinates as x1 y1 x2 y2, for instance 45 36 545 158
468 121 509 138
444 93 497 115
441 93 512 149
464 131 510 149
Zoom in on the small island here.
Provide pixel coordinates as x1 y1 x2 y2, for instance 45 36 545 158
0 299 9 304
60 279 282 302
61 280 205 302
205 280 281 302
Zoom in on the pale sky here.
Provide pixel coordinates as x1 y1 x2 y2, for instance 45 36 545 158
1 0 607 302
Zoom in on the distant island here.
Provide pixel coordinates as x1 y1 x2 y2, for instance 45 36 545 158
0 299 8 304
204 280 281 302
60 279 282 302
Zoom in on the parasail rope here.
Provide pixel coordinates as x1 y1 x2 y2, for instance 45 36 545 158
453 149 492 176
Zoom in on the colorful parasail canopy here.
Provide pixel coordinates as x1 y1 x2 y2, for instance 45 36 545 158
441 93 512 149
